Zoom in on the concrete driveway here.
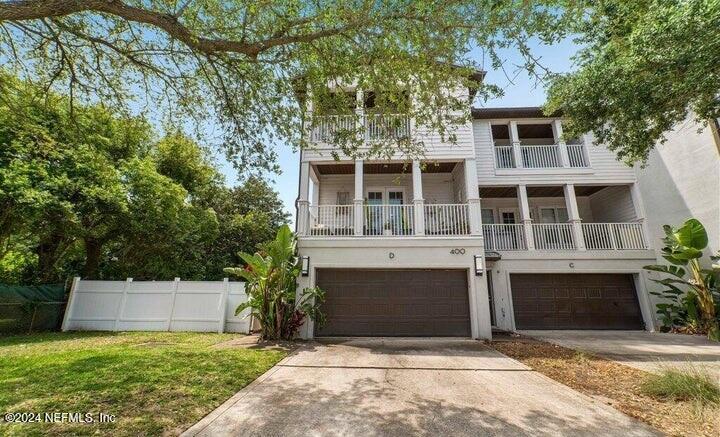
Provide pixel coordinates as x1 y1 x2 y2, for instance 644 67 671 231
522 330 720 381
183 338 657 436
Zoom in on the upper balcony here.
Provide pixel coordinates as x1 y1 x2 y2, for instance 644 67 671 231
302 87 476 161
490 121 590 170
308 113 410 143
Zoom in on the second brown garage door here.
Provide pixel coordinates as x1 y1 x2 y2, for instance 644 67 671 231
315 269 471 337
511 273 644 330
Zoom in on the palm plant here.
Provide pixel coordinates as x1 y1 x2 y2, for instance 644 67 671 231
645 219 720 341
224 225 324 340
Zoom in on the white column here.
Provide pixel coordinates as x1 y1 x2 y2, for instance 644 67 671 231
355 89 365 142
517 184 535 250
509 121 523 168
630 182 650 248
553 119 570 167
353 159 364 236
412 160 425 235
563 184 586 250
297 161 311 236
464 158 482 235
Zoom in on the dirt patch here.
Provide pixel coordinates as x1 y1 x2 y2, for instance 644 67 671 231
213 334 299 352
491 335 719 437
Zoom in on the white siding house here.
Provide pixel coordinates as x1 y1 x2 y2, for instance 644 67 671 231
295 83 666 340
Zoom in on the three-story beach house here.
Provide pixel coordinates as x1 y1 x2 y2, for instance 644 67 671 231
294 77 658 340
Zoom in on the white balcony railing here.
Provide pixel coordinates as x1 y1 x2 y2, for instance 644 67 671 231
567 144 588 167
521 145 561 168
365 113 410 141
308 114 409 142
308 115 356 143
494 146 515 168
532 223 576 250
424 204 470 236
482 224 526 250
582 223 647 250
308 205 354 236
364 204 414 236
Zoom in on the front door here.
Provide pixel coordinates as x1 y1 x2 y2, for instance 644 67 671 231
366 190 384 234
366 187 406 235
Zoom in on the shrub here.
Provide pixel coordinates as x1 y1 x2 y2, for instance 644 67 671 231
224 225 324 340
640 367 720 406
645 219 720 341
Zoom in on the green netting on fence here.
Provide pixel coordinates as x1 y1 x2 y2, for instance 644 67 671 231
0 283 67 334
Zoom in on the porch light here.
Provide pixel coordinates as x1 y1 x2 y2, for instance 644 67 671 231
301 256 310 276
474 255 484 276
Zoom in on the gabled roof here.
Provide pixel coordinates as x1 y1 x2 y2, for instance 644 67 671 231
471 106 561 120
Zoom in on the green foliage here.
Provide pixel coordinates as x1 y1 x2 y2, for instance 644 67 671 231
0 74 288 283
645 219 720 340
0 1 577 171
546 0 720 164
641 367 720 406
225 225 324 340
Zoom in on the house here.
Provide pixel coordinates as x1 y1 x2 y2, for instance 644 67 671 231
294 79 661 340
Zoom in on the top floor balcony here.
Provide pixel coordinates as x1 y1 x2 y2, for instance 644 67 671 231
490 119 590 170
308 113 410 143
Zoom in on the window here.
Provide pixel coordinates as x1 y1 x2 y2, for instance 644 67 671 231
367 191 383 204
501 211 517 224
481 209 495 224
388 191 404 205
336 191 350 205
539 207 568 223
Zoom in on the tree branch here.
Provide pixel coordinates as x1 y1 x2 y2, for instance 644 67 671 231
1 0 365 57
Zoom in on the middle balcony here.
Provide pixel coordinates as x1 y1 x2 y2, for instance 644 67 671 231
298 160 481 238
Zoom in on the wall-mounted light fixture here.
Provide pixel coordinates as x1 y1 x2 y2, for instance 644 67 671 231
301 256 310 276
474 255 484 276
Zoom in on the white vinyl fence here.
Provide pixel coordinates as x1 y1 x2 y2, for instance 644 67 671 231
61 278 250 333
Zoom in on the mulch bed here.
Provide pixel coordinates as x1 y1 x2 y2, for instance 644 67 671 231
491 334 719 437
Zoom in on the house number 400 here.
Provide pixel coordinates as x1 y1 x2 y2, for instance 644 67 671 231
449 248 466 255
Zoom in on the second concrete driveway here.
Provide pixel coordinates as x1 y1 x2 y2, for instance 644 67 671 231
185 338 657 437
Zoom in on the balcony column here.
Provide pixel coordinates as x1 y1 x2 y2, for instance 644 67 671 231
355 89 365 142
553 119 570 168
563 183 586 250
353 160 364 236
509 121 523 168
630 182 650 248
297 161 311 236
517 184 535 250
412 160 425 235
464 158 482 235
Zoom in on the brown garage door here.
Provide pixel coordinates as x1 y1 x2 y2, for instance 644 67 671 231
315 269 471 337
511 274 644 330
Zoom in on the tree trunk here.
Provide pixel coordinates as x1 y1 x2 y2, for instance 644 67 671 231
82 237 103 279
36 235 65 283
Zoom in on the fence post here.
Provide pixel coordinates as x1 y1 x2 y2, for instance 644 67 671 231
114 278 132 332
166 277 180 331
218 278 230 334
61 277 81 331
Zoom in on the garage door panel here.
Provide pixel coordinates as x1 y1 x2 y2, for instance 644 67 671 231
511 273 643 330
315 269 470 337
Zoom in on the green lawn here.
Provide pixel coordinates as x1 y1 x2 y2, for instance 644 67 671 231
0 332 287 436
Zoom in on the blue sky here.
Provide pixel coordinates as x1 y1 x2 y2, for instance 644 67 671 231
220 39 579 224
